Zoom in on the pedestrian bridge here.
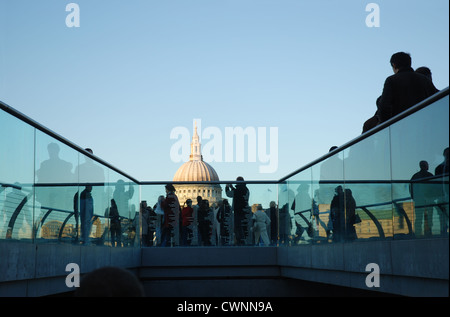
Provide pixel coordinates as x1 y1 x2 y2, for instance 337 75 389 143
0 88 448 297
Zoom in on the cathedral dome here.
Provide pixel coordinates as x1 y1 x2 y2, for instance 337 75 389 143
172 122 222 206
173 160 219 182
173 122 219 182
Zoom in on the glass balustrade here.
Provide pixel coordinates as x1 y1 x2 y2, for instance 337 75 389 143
139 182 278 247
1 90 448 248
280 93 449 245
0 103 140 247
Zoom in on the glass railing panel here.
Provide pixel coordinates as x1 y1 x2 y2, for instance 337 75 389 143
311 151 344 243
0 111 35 241
140 183 167 247
1 103 142 247
106 171 139 247
390 95 449 239
140 182 277 247
77 150 109 216
278 181 293 246
33 131 79 243
343 128 393 241
244 183 278 246
286 168 315 245
71 151 110 246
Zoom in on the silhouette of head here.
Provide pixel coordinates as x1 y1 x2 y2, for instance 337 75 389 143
443 147 449 160
115 179 125 190
75 266 144 297
419 160 429 171
47 142 60 158
165 184 176 192
390 52 411 71
415 67 433 81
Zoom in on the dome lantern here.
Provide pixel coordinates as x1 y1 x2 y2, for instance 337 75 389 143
172 121 222 204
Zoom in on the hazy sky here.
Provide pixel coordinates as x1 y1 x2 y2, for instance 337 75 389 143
1 0 449 182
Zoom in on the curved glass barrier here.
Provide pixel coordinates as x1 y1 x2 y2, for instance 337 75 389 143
140 182 278 247
0 103 139 247
1 89 448 248
390 95 449 238
280 93 449 245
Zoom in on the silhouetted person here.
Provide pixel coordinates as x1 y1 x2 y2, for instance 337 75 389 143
225 176 250 246
344 188 357 241
79 185 94 245
197 199 212 246
410 161 434 237
107 199 121 247
75 148 106 213
434 147 449 236
364 65 439 134
153 195 165 245
75 266 144 297
160 184 180 246
181 199 194 246
435 147 449 177
192 196 203 246
75 148 105 184
109 199 121 246
362 108 380 134
377 52 438 123
278 183 293 245
329 186 345 242
113 179 135 219
415 66 435 83
216 199 232 245
36 143 73 184
253 205 271 246
146 204 157 246
268 201 278 245
36 142 73 211
140 201 150 247
292 183 313 241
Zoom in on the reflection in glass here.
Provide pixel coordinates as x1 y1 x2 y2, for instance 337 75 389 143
34 133 78 243
391 96 449 238
343 130 392 241
312 151 344 243
0 111 35 241
1 90 448 248
288 168 313 245
1 184 33 240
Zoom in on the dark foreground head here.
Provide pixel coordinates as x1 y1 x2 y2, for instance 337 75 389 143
75 266 144 297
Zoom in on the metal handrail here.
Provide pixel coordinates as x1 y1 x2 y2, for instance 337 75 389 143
278 87 449 183
2 86 448 186
0 101 140 184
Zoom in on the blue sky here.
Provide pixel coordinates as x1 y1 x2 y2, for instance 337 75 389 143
1 0 449 182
